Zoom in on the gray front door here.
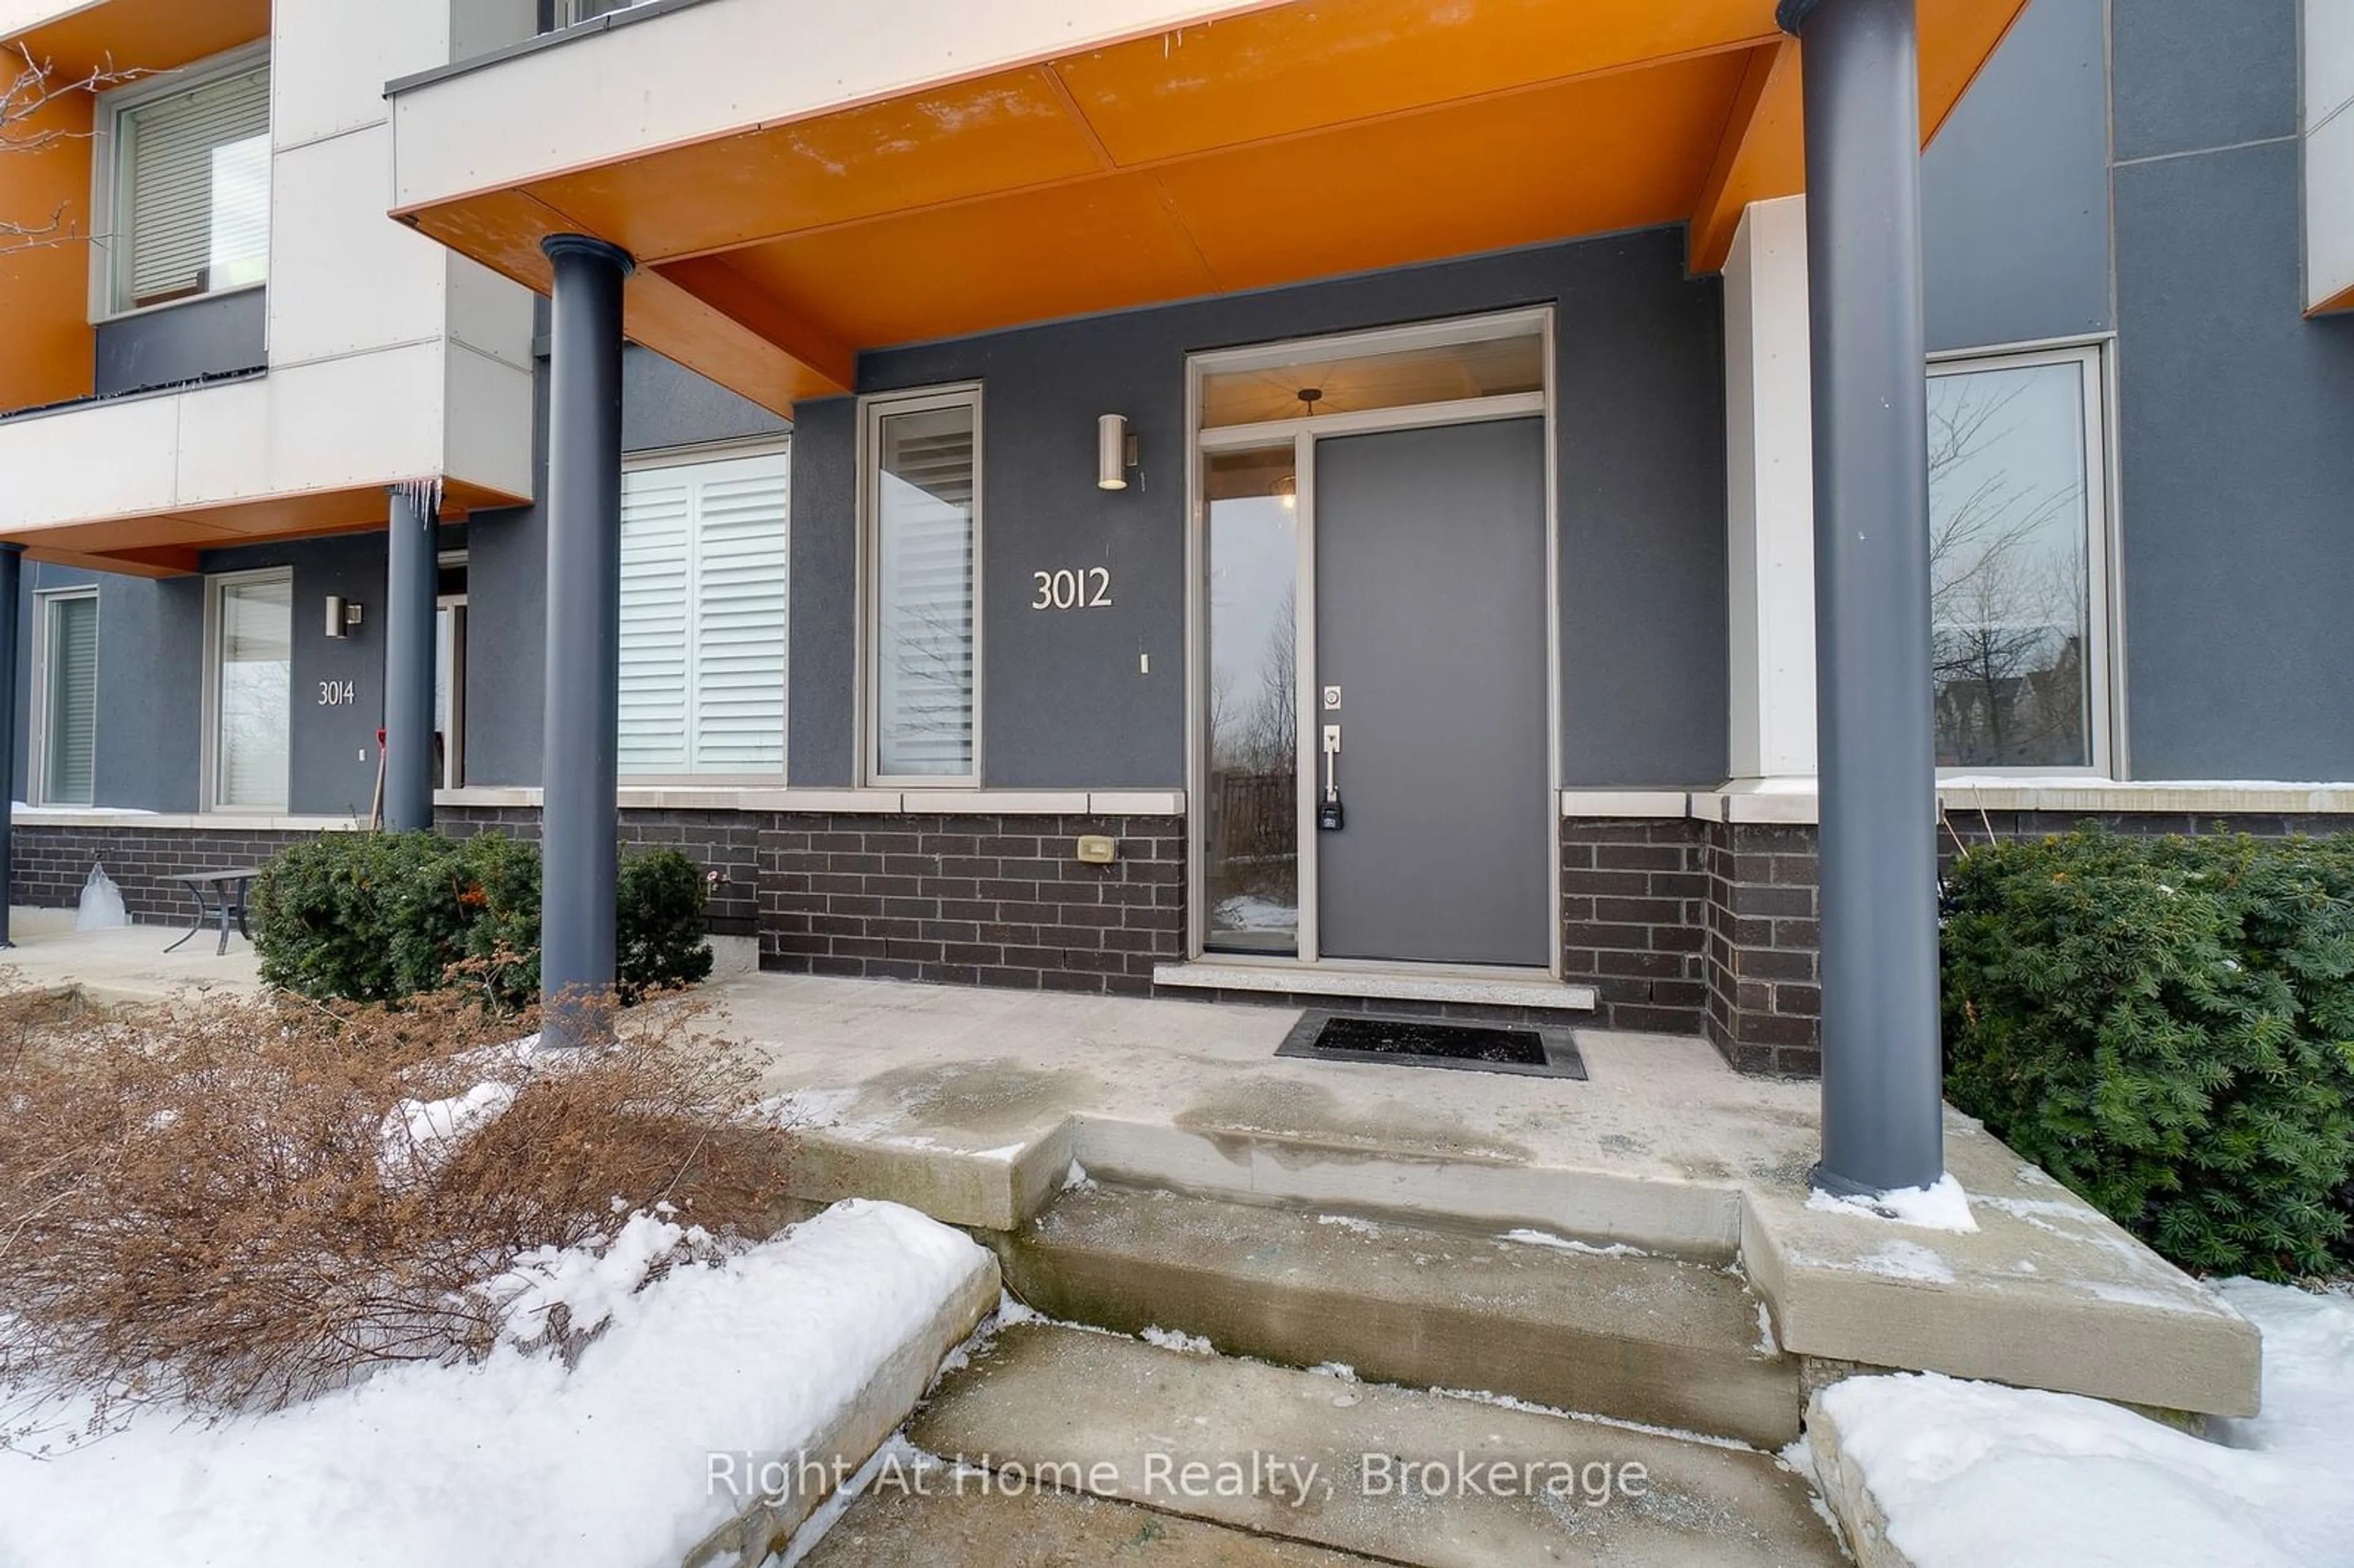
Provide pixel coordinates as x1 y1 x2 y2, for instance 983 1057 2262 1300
1313 417 1551 967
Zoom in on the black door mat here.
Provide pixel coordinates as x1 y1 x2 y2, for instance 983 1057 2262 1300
1276 1010 1588 1080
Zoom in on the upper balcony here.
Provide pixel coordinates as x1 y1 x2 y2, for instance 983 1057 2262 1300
387 0 2026 417
0 0 539 574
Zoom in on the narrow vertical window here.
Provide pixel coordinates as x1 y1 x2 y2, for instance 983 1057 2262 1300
1203 447 1300 954
38 592 98 807
212 573 292 810
618 447 789 777
1926 348 2107 771
109 59 271 314
435 599 467 790
867 390 979 783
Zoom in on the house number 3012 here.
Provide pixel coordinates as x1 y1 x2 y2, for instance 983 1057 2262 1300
1031 566 1112 611
317 679 356 706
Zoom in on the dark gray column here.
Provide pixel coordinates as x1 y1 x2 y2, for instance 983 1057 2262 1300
0 543 21 948
1780 0 1945 1195
539 234 633 1045
383 481 440 834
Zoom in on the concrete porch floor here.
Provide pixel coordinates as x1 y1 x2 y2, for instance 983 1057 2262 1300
0 918 2261 1422
0 906 262 1003
710 971 2261 1421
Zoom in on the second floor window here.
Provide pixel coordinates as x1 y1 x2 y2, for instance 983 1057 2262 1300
108 57 271 315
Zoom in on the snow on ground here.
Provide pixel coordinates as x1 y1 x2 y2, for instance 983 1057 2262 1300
1809 1278 2354 1567
0 1200 990 1568
1807 1173 1978 1233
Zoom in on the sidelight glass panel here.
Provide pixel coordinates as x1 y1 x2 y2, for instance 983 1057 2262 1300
1203 446 1300 954
1927 357 2096 769
213 574 291 809
872 399 978 779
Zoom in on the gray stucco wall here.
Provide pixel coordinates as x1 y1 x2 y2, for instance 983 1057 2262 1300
1920 0 2110 352
804 225 1730 790
93 287 269 398
785 395 858 786
2108 0 2354 778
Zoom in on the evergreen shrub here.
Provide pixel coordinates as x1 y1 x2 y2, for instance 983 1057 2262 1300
1941 827 2354 1279
254 832 710 1010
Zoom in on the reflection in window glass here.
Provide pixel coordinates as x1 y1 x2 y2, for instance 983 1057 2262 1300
215 575 291 809
1204 447 1299 953
1927 359 2093 769
874 400 978 778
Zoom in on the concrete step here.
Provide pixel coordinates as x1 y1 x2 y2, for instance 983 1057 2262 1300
898 1320 1842 1567
989 1184 1801 1448
801 1477 1391 1566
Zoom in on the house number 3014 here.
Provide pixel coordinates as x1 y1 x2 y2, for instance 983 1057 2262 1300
1031 566 1112 611
317 679 356 706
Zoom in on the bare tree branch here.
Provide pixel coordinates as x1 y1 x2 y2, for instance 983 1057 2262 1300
0 43 145 248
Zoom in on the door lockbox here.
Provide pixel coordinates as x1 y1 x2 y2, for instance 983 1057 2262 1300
1318 797 1345 832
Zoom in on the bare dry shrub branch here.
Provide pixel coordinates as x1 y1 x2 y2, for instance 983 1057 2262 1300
0 985 793 1430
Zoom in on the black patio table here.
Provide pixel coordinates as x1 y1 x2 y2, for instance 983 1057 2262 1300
161 867 264 956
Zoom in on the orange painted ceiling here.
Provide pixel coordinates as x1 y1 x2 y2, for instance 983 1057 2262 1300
446 4 2022 431
403 0 2025 417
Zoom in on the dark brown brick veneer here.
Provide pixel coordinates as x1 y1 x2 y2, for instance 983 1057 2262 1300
756 813 1186 995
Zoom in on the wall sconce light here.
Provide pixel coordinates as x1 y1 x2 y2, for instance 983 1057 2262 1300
1097 413 1138 490
324 596 362 638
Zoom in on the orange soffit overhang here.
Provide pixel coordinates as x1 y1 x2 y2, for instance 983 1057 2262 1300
2 479 522 579
390 0 2027 417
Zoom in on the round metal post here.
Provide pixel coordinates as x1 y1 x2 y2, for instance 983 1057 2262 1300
383 481 440 834
1784 0 1946 1195
539 234 633 1045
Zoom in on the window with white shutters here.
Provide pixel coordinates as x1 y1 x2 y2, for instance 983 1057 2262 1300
868 391 980 783
37 592 98 807
618 449 789 777
210 573 291 810
110 59 270 313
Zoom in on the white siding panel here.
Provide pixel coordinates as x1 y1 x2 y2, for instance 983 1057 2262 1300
0 397 182 530
170 372 274 503
267 124 448 368
271 0 451 151
261 345 447 497
442 338 535 501
445 252 535 373
2307 0 2354 132
2309 94 2354 310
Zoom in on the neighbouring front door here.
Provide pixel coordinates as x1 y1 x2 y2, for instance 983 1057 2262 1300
1312 417 1552 966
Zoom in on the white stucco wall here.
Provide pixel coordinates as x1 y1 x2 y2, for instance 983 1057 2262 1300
2307 0 2354 310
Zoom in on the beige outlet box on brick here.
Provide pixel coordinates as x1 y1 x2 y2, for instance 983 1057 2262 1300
1074 834 1118 865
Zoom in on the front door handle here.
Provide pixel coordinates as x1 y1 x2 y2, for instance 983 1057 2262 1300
1319 723 1344 829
